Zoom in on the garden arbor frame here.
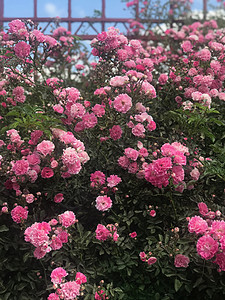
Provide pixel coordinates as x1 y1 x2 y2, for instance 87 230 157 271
0 0 208 40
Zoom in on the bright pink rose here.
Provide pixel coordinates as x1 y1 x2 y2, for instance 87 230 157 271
51 267 68 284
90 171 105 187
95 290 106 300
197 235 218 260
139 251 147 261
149 210 156 217
214 252 225 271
27 153 40 166
129 231 137 238
198 202 208 216
14 41 31 58
54 193 64 203
48 293 60 300
11 206 28 223
41 167 54 178
109 125 122 140
147 257 157 265
75 272 87 284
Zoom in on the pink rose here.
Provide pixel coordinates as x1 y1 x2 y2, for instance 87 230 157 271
174 254 190 268
41 167 54 178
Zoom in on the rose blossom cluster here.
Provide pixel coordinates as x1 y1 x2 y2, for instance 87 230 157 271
52 86 99 132
118 142 149 176
144 142 200 190
188 202 225 271
1 19 58 61
164 20 225 110
139 251 157 266
48 267 86 300
144 142 188 189
24 211 76 259
0 129 89 197
90 171 122 211
95 224 119 242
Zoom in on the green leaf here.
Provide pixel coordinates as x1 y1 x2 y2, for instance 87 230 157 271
174 278 183 292
0 225 9 232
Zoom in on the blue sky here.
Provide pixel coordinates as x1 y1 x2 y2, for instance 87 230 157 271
3 0 220 40
4 0 212 20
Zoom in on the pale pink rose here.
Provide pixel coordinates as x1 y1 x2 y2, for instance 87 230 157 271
25 194 35 204
181 40 193 52
174 254 190 268
124 148 139 161
113 94 132 113
12 159 29 175
107 175 121 188
132 123 145 136
141 81 156 98
53 104 64 113
58 211 76 228
210 220 225 239
188 216 208 234
37 140 55 156
95 224 111 241
92 104 105 117
110 76 128 87
60 281 80 298
190 167 200 180
197 48 211 61
118 156 129 169
95 195 112 211
158 73 168 85
51 160 58 168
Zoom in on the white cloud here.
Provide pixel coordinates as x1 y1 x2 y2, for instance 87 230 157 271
45 3 63 17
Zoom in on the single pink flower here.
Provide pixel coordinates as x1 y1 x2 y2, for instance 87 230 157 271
174 254 190 268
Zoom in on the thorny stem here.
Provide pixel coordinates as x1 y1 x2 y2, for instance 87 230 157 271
169 187 178 222
40 259 48 287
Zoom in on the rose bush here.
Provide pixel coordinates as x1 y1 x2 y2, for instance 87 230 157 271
0 12 225 300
